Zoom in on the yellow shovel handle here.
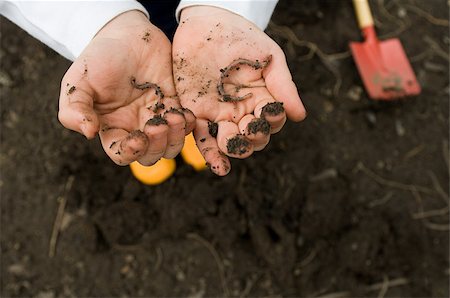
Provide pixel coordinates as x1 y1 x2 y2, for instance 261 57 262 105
353 0 374 29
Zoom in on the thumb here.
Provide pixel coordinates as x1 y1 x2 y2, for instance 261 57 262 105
58 78 100 139
263 48 307 122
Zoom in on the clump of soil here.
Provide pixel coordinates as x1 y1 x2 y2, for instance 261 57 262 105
208 121 218 137
164 107 184 117
226 135 250 155
248 118 271 135
146 115 168 126
152 102 165 113
262 102 285 116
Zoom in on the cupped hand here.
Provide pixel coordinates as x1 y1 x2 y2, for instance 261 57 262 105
172 6 306 176
58 11 195 166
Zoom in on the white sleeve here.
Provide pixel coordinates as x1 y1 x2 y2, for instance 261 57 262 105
0 0 149 61
176 0 278 30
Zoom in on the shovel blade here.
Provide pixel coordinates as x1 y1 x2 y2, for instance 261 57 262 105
350 37 421 100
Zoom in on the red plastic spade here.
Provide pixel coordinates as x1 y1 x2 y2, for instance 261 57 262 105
349 0 421 100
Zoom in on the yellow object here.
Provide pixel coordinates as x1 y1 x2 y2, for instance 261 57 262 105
181 133 207 171
353 0 374 29
130 158 176 185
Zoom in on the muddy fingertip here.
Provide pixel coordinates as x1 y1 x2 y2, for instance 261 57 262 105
146 115 168 126
226 135 251 156
163 108 186 121
123 130 148 152
208 121 218 138
247 118 271 135
209 153 231 176
261 102 285 117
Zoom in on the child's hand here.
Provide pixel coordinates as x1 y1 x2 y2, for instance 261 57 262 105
172 6 306 176
58 11 194 166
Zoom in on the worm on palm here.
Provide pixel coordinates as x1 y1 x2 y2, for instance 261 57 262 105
130 76 165 99
217 55 272 102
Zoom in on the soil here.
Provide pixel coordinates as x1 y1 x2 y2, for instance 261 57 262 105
152 102 165 113
147 115 168 126
247 119 271 135
262 102 285 117
208 121 219 138
226 136 251 155
1 0 449 297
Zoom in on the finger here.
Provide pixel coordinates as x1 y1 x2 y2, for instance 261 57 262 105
238 114 271 151
163 109 186 159
217 120 253 159
157 97 195 134
100 129 148 165
138 116 169 166
254 100 287 134
59 79 99 139
263 50 307 122
194 119 230 176
181 108 196 134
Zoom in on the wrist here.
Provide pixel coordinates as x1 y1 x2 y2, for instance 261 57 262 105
96 10 150 37
180 5 235 22
177 1 277 31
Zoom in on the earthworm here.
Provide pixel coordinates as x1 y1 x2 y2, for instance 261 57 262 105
130 76 165 99
217 55 272 102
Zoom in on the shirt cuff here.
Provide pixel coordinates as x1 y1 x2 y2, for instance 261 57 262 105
176 0 278 30
0 1 149 61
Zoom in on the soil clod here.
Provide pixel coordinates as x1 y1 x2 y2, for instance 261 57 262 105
67 85 76 95
164 108 184 117
248 118 271 135
142 31 151 42
146 115 168 126
152 102 165 113
226 135 250 155
208 122 218 138
261 102 284 117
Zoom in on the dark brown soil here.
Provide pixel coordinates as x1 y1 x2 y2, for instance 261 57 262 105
1 0 449 297
226 135 251 155
146 115 168 126
208 121 218 138
262 102 285 117
152 102 165 113
247 118 271 135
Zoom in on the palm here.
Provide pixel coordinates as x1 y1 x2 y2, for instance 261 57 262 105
173 7 306 175
78 32 174 131
59 12 194 166
174 23 274 122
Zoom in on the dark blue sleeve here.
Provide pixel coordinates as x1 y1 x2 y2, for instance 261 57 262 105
138 0 180 41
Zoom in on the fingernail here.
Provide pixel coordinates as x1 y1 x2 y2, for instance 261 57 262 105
80 123 92 139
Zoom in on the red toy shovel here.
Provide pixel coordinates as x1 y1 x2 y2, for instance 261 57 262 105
349 0 421 100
